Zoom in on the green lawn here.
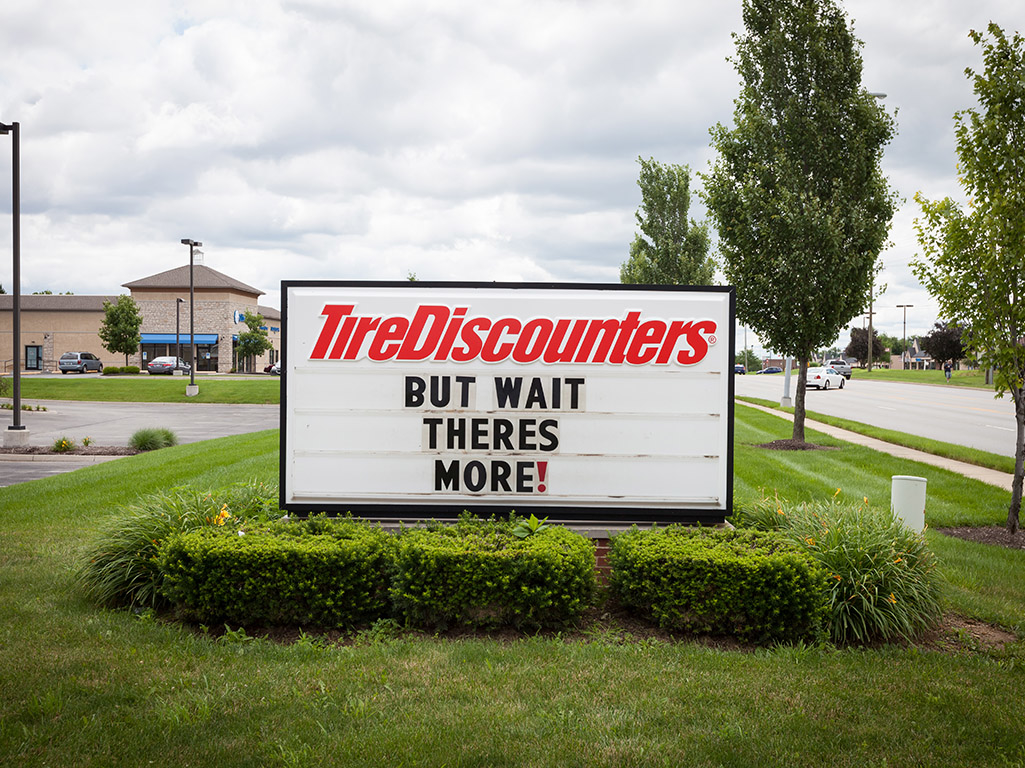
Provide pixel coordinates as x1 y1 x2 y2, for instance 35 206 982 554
7 375 280 404
737 394 1017 473
1 417 1023 767
853 367 990 388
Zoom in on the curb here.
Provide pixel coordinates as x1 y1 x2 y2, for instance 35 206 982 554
0 453 126 463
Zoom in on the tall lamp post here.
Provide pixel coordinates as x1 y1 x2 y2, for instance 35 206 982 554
897 304 913 370
180 239 202 396
175 297 185 369
1 120 27 446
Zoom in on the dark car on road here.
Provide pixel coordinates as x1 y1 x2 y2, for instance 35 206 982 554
58 351 103 374
146 356 192 375
734 364 746 374
755 366 783 374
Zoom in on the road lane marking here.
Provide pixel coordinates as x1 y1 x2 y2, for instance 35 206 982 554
986 425 1015 432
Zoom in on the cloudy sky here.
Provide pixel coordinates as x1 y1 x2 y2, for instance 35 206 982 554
0 0 1016 352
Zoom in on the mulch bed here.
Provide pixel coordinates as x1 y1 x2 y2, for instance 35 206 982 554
757 439 838 451
0 445 139 456
198 603 1016 655
938 525 1025 550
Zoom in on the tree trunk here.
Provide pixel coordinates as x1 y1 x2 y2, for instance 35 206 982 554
791 356 809 443
1009 388 1024 534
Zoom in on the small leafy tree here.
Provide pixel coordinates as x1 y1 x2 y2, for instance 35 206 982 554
235 313 273 372
735 349 760 370
919 321 967 367
913 23 1025 533
620 157 714 286
702 0 897 442
98 295 143 366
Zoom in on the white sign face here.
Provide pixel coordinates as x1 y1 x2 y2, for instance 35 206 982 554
281 283 735 525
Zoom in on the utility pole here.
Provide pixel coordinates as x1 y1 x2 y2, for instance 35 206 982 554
897 304 913 370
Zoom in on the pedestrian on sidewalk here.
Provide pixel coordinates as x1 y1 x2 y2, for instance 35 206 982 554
944 361 952 381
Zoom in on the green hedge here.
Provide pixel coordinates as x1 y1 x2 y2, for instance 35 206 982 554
159 518 395 627
102 366 122 375
391 519 596 630
609 526 828 644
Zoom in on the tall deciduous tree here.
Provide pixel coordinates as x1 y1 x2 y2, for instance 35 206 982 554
913 23 1025 533
620 157 714 286
235 313 273 372
98 295 143 366
843 328 883 369
702 0 897 442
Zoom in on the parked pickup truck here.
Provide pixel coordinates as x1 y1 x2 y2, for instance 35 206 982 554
824 359 852 379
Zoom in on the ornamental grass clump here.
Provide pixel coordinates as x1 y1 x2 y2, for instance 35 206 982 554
734 496 942 645
129 427 178 451
77 480 278 610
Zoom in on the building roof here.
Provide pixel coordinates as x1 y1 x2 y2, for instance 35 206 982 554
257 305 281 321
0 294 119 311
123 264 264 296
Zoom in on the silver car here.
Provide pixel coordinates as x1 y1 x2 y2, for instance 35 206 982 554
58 351 103 374
825 358 852 379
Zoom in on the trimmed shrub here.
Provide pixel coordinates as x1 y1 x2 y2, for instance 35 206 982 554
129 427 178 451
77 481 278 609
734 497 942 644
102 366 122 376
609 526 828 645
123 365 141 375
391 518 596 630
159 517 395 627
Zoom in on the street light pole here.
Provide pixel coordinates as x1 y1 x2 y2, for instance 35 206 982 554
180 239 202 395
176 297 184 369
0 120 26 445
897 304 913 370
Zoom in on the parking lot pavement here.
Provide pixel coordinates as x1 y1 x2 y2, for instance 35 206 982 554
1 400 279 486
0 455 122 488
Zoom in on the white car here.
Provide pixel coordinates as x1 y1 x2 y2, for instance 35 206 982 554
807 366 845 390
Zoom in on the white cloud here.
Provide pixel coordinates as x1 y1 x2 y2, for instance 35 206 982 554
0 0 1017 345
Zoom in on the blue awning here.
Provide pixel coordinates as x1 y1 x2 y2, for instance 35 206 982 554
141 333 219 345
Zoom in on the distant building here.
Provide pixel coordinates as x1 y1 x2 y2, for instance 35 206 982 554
902 339 937 371
1 263 279 373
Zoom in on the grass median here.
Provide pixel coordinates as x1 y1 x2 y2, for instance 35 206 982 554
9 375 280 404
851 367 990 388
1 415 1023 767
737 394 1016 474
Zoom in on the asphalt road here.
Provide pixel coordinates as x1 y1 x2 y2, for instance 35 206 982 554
734 373 1016 457
1 400 279 487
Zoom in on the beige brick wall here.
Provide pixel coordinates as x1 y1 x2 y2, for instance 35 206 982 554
2 290 279 373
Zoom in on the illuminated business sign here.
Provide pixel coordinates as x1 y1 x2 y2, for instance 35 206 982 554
280 282 735 525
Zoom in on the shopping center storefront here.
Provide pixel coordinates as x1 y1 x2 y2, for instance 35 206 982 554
1 262 280 374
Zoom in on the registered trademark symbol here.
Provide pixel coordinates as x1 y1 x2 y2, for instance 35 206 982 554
708 335 717 345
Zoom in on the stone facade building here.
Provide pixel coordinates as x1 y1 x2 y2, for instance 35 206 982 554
1 262 279 374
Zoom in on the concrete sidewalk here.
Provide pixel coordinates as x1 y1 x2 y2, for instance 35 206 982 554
738 400 1015 491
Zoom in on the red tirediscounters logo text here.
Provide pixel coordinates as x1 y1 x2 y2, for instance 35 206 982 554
309 304 718 366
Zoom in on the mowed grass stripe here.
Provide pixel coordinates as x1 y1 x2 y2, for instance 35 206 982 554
0 417 1023 766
